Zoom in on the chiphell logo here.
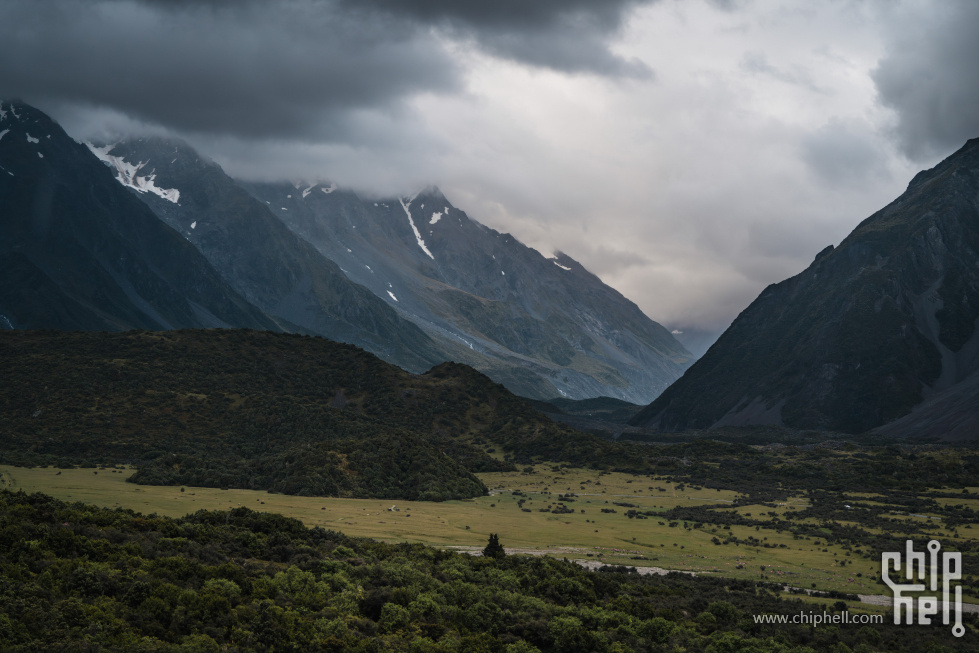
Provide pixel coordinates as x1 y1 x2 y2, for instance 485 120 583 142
882 540 964 637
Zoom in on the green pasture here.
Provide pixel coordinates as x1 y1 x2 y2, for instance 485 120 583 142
3 462 972 599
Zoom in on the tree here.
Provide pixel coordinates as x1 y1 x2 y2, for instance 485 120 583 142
483 533 505 560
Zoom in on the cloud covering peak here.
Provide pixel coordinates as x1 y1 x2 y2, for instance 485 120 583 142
2 0 978 340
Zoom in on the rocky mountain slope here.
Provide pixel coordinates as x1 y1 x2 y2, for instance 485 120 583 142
632 138 979 438
90 136 444 372
242 181 692 402
0 100 278 332
1 100 689 403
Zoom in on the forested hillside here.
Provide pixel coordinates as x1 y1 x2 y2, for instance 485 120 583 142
0 329 586 500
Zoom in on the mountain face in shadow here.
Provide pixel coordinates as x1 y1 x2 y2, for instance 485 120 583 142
632 138 979 439
0 100 278 333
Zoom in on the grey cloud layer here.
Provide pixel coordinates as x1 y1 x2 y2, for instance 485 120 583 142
873 0 979 160
0 0 459 138
2 0 976 338
343 0 654 77
0 0 652 139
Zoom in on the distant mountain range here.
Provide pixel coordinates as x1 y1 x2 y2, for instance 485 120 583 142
17 96 975 440
240 179 691 402
0 99 690 403
631 138 979 440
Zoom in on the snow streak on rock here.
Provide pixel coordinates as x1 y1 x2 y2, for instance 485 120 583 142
86 143 181 204
399 197 435 260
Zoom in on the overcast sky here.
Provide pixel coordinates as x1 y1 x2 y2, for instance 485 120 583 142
3 0 978 341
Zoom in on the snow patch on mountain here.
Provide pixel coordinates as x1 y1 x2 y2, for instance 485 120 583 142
321 183 337 195
387 291 398 302
190 221 197 230
87 143 181 204
302 184 315 198
430 211 442 225
399 197 435 260
0 129 8 142
553 261 572 271
26 133 39 144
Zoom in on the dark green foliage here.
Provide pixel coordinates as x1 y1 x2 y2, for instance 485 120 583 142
0 328 696 500
482 534 505 560
1 489 975 651
10 330 976 504
0 329 561 499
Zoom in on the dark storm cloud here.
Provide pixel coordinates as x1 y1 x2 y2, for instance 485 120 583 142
0 0 462 138
344 0 633 29
341 0 655 77
0 0 653 140
872 0 979 161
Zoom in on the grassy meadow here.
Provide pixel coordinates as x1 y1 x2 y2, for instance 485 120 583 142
8 462 967 603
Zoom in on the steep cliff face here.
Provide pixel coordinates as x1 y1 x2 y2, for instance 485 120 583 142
632 138 979 436
242 181 692 402
0 101 278 333
95 137 444 372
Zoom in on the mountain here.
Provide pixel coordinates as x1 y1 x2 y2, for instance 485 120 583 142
631 138 979 439
0 100 278 332
240 181 692 402
85 137 445 372
1 100 689 402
